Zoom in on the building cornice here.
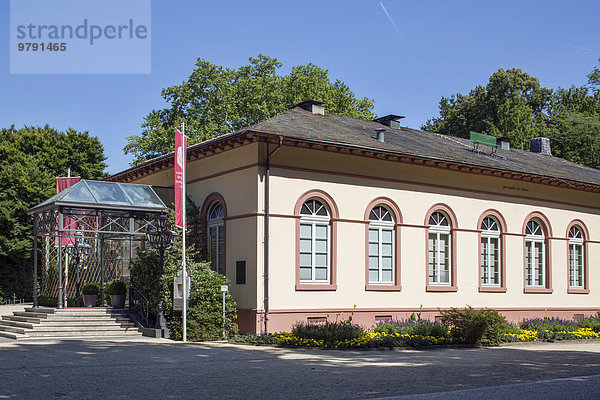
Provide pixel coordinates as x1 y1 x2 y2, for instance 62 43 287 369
107 130 600 194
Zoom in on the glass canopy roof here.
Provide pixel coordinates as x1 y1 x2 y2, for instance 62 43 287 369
29 180 167 214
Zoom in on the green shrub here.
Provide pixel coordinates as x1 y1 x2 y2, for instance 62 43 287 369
292 321 364 346
130 210 238 341
82 283 100 296
106 281 127 296
413 320 449 338
373 319 448 338
578 315 600 333
440 306 508 346
37 297 78 307
164 262 238 341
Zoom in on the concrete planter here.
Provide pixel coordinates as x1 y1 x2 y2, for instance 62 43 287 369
110 294 126 309
83 295 97 307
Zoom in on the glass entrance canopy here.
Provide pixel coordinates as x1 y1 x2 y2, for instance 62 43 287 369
29 180 166 214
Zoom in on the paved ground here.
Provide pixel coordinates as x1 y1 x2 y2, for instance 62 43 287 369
0 303 28 317
0 338 599 399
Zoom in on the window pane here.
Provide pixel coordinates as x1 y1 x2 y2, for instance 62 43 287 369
315 239 327 253
369 243 379 256
382 270 393 282
382 256 392 269
382 230 392 243
525 241 532 286
534 242 544 286
300 238 311 252
369 229 378 242
315 225 327 239
299 253 312 266
440 270 450 284
369 256 379 269
369 269 379 282
300 224 311 239
315 267 327 281
382 243 392 256
315 254 327 267
300 267 312 280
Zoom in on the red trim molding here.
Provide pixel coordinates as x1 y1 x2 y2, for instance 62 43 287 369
294 190 339 291
364 197 403 291
522 211 553 294
424 204 458 292
566 220 590 294
477 209 507 293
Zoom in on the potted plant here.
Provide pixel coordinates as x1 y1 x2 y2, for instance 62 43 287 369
106 281 127 309
82 283 100 307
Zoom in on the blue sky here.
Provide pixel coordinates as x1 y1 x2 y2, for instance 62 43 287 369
2 1 599 174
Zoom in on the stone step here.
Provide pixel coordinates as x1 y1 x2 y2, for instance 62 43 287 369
30 325 138 332
0 330 27 340
3 315 42 324
14 311 49 319
32 322 136 329
26 328 141 337
0 323 27 334
41 312 129 318
0 320 35 329
0 307 143 340
24 307 56 314
43 315 131 320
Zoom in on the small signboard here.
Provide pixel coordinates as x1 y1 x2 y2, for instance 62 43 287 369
220 285 229 293
173 269 191 312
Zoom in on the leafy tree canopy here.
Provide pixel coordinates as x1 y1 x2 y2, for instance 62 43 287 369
124 54 376 165
0 125 106 297
423 62 600 169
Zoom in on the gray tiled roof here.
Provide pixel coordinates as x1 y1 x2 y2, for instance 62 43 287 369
248 107 600 187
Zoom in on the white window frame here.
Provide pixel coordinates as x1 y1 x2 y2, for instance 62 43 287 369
525 220 545 288
207 203 225 274
480 217 500 286
368 206 395 284
299 200 330 283
568 226 584 289
428 212 451 285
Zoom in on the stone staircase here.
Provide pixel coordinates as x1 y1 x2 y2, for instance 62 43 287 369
0 307 142 340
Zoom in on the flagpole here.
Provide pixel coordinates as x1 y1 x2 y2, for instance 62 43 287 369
182 121 187 343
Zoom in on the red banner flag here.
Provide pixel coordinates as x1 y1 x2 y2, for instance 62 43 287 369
175 128 187 229
55 176 80 246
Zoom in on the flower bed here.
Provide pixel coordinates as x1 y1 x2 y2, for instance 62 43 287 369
230 311 600 349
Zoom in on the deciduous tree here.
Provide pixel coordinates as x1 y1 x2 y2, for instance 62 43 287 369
124 54 375 165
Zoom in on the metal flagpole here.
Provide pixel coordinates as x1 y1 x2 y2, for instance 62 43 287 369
182 121 187 343
64 168 70 308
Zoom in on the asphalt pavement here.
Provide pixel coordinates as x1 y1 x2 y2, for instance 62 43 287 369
0 338 599 399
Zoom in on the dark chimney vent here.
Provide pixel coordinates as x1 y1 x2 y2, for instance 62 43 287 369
530 137 552 156
496 136 511 150
375 128 385 143
373 114 405 128
291 100 325 115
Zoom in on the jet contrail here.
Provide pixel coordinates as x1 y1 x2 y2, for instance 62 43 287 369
379 1 435 93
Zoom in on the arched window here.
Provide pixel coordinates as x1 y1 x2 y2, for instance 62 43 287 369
525 219 545 287
207 202 225 274
568 225 584 289
480 216 500 286
368 206 394 284
428 211 451 285
299 199 330 283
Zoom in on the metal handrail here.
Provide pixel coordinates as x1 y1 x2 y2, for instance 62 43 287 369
129 285 151 327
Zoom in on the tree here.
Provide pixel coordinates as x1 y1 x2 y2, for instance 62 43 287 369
124 54 376 165
0 126 106 298
422 68 552 149
423 63 600 169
